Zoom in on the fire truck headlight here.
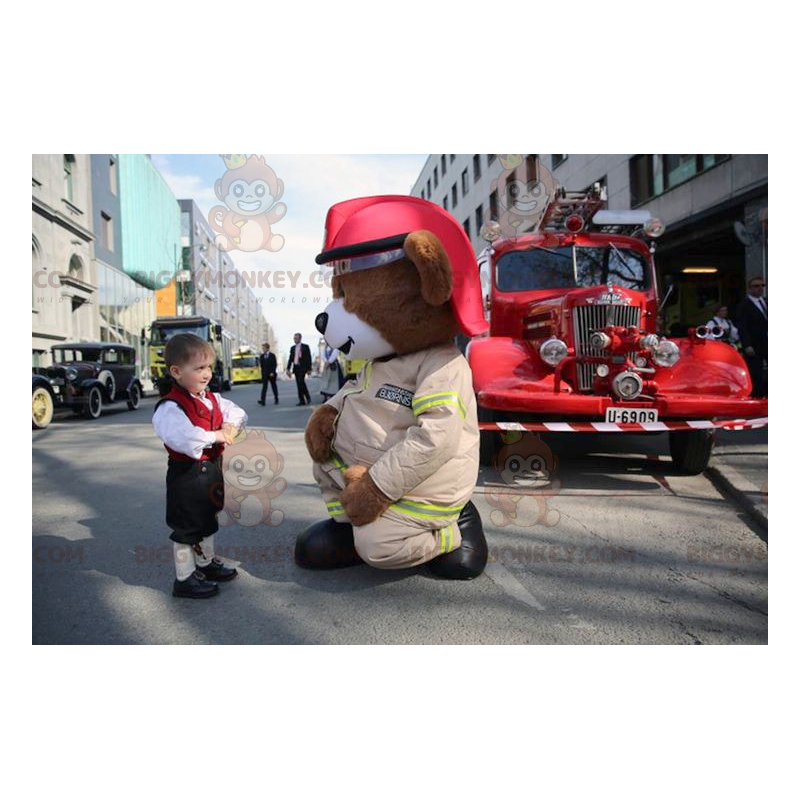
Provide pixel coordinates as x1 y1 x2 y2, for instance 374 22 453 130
653 340 681 367
596 364 610 378
644 217 665 238
480 221 502 242
539 338 569 366
612 371 644 400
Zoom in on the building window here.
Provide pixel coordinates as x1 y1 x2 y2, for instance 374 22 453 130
443 196 449 212
427 178 431 197
629 155 729 206
488 154 496 165
451 183 458 208
526 155 537 182
109 157 117 195
433 166 439 188
461 168 469 195
463 217 471 239
101 212 114 252
489 190 499 221
552 155 567 168
475 204 484 234
64 154 75 203
450 154 455 163
473 155 482 182
441 155 447 176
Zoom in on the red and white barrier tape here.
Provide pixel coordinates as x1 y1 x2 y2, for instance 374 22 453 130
480 417 768 434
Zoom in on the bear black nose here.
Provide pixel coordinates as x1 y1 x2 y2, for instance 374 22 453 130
315 312 328 334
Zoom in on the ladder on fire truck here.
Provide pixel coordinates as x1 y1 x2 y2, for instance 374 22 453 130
537 184 608 233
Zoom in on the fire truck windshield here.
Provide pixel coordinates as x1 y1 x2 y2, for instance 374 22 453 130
496 245 650 292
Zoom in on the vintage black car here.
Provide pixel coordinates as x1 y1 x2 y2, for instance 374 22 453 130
32 343 143 429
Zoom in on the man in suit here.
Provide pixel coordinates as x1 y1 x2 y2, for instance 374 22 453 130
287 332 312 406
258 342 278 405
735 276 768 397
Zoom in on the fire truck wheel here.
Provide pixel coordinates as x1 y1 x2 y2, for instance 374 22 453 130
478 407 501 466
668 430 714 475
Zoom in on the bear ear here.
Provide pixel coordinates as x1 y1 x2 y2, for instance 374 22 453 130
403 230 452 306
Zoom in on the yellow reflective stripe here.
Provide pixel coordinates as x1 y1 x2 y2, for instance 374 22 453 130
440 523 453 555
396 499 464 514
326 502 346 516
390 504 462 521
330 449 348 472
412 392 466 420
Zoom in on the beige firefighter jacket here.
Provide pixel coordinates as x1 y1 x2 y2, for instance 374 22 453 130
323 343 479 520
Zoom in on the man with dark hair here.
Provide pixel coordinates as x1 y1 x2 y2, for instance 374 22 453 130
287 332 312 406
735 276 768 397
258 342 278 406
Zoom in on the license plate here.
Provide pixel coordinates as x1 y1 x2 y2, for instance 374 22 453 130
605 407 658 424
52 386 60 395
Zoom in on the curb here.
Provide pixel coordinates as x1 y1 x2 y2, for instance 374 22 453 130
706 464 768 535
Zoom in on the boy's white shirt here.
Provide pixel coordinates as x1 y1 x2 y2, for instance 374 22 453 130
153 390 248 460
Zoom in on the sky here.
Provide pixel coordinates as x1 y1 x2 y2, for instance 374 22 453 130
152 154 428 356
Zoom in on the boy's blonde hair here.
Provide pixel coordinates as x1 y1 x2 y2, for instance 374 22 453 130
164 334 216 368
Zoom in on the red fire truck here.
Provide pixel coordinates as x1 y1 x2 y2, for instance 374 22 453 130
469 186 767 474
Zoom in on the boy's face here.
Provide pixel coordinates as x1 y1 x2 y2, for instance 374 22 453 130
169 351 214 395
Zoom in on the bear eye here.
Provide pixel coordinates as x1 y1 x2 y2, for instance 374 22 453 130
256 185 265 197
531 458 542 471
508 457 521 471
234 185 244 197
233 459 244 472
255 459 266 472
509 184 520 198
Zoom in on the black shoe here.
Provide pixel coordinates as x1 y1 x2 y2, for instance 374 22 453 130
197 557 238 582
295 518 364 570
258 400 266 406
427 501 488 580
296 401 306 406
172 570 219 599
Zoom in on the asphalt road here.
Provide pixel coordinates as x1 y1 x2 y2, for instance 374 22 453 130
32 378 768 644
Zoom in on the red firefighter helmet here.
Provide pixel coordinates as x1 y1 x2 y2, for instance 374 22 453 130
316 195 489 337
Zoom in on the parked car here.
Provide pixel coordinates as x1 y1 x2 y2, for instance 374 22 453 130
32 343 143 429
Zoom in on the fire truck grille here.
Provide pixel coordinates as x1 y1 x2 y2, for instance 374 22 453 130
572 304 642 391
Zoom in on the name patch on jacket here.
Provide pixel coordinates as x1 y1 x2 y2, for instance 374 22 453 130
375 384 413 408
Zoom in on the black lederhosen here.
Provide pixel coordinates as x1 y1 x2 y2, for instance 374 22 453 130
166 456 224 545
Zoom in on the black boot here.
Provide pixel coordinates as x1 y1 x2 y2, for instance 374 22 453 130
172 570 219 599
295 518 364 570
428 501 488 580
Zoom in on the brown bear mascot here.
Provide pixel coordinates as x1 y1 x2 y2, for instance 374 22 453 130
294 195 489 579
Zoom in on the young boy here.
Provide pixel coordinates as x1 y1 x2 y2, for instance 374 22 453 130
152 334 248 599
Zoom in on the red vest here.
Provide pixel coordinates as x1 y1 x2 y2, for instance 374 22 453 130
156 384 224 462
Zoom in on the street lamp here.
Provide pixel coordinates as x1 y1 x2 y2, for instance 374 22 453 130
176 243 207 316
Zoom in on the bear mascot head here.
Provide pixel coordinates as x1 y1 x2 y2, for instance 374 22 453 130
294 196 489 580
